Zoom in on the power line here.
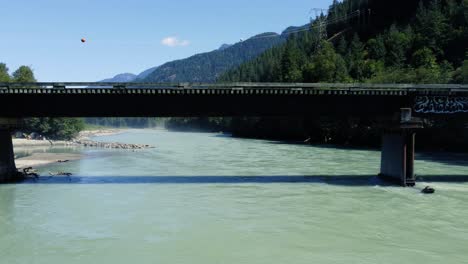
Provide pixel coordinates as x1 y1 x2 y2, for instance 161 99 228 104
242 10 362 41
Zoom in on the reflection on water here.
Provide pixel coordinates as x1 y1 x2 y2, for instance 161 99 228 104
1 129 468 264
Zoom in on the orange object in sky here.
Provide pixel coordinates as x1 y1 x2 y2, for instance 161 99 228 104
81 38 86 43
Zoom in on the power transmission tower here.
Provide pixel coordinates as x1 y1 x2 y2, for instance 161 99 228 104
310 8 328 51
310 8 327 18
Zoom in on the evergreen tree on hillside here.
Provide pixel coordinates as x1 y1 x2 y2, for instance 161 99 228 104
303 41 350 82
453 53 468 83
414 0 450 57
346 34 366 80
462 58 468 83
367 35 386 61
280 43 303 82
411 47 438 68
0 63 10 82
384 25 413 67
336 36 348 56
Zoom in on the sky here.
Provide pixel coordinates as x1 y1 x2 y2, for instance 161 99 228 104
1 0 332 81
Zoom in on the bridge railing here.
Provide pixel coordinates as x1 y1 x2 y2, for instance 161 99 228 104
0 82 467 92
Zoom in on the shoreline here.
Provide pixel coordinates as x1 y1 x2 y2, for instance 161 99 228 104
14 128 126 170
13 128 126 148
16 153 83 170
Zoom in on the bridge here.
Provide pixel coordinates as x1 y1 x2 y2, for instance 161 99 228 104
1 82 468 186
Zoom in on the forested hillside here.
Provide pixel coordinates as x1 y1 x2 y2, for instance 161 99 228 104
100 73 137 83
221 0 467 83
168 0 468 151
140 33 287 83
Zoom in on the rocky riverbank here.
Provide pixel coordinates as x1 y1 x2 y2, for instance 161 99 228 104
13 129 125 148
13 129 154 150
73 129 155 149
72 139 154 149
13 129 154 170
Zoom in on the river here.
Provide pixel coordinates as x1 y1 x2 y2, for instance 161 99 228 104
1 129 468 264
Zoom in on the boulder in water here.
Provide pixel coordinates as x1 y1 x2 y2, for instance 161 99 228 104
422 186 435 194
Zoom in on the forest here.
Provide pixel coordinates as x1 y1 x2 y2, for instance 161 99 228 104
220 0 467 84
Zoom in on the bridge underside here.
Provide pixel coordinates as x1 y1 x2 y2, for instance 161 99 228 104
0 93 412 117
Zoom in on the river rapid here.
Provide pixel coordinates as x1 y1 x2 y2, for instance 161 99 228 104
1 129 468 264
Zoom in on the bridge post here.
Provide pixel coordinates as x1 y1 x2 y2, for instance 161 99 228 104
380 109 422 187
0 118 19 182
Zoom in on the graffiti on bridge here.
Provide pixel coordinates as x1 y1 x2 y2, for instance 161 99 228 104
414 96 468 114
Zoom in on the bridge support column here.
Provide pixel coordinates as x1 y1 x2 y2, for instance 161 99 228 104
379 109 422 187
0 118 20 183
0 129 17 182
380 131 416 186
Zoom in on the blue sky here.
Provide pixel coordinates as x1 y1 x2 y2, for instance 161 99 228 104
1 0 332 81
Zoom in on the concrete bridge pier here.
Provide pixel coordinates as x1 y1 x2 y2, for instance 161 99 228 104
380 109 422 186
380 131 416 186
0 119 19 182
0 129 17 182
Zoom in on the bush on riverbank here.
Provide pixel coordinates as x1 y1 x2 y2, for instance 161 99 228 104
84 117 162 128
23 118 85 140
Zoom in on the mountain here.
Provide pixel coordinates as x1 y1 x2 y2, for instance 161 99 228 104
218 44 232 51
135 66 159 81
100 73 137 83
139 32 287 83
100 25 312 83
99 67 157 83
281 24 310 35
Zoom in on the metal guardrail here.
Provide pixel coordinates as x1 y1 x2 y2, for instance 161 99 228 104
0 83 467 98
0 82 467 90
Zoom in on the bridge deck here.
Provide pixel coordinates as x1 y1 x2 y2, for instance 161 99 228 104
1 83 468 96
0 83 467 117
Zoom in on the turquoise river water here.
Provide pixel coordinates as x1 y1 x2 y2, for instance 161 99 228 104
1 129 468 264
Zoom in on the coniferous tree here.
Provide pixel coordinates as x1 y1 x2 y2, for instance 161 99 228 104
0 63 10 82
336 36 348 56
367 35 386 60
280 43 303 82
414 0 450 57
303 41 350 82
384 25 413 67
347 34 366 80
